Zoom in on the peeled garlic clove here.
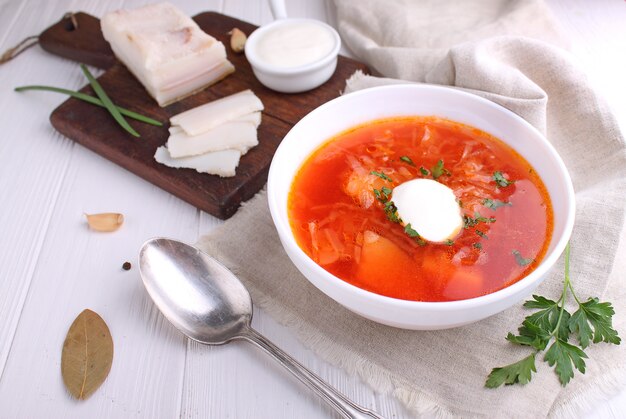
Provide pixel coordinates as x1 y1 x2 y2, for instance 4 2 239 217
229 28 246 54
85 213 124 232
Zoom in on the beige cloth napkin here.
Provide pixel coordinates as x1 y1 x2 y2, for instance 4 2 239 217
197 1 626 417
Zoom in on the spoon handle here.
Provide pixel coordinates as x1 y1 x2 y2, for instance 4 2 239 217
240 326 385 419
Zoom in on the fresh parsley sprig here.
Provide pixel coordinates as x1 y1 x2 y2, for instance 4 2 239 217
486 243 620 388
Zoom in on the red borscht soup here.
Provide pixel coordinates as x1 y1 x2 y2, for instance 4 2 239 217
288 117 553 302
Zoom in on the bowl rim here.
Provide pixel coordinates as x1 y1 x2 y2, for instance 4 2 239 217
244 18 341 75
267 83 576 311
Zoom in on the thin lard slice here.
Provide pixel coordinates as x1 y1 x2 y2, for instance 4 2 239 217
167 121 258 158
170 90 264 136
101 2 234 106
168 111 261 135
233 111 262 128
154 146 241 177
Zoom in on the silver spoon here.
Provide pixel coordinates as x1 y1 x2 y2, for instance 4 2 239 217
139 237 384 419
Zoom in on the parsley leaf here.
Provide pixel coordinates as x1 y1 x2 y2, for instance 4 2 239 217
473 242 482 250
493 171 513 187
486 243 620 389
506 320 551 351
521 295 570 341
544 339 588 386
569 298 621 348
483 198 512 210
419 166 430 176
485 354 537 388
431 159 451 180
513 250 534 267
400 156 415 166
370 170 393 182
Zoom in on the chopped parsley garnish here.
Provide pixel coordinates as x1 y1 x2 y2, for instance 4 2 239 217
476 230 488 239
463 213 496 229
372 190 428 244
370 170 393 182
512 250 534 267
400 156 415 166
431 159 451 180
473 242 483 250
404 223 420 237
402 224 426 245
493 171 514 187
419 166 430 176
383 201 401 223
483 198 512 210
486 244 620 388
373 186 392 202
445 239 454 246
373 182 401 223
476 214 496 223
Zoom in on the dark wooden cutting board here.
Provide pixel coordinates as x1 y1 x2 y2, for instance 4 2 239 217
42 12 368 219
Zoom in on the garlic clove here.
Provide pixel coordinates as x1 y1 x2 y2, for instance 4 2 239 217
229 28 247 54
85 213 124 232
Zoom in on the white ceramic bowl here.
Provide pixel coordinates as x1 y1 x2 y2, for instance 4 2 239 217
267 84 575 330
244 18 341 93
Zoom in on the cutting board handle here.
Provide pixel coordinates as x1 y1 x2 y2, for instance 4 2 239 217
39 12 115 69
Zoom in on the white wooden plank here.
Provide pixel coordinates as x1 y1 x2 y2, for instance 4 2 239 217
0 143 200 417
0 0 205 417
223 0 274 26
0 0 83 378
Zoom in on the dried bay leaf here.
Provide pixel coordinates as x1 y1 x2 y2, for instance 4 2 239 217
61 309 114 400
85 213 124 232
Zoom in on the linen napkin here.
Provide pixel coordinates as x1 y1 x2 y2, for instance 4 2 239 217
197 1 626 416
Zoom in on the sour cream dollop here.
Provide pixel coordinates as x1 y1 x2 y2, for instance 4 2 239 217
254 21 336 68
392 179 463 243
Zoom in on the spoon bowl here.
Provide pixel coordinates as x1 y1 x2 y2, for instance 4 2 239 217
139 238 251 344
138 238 383 419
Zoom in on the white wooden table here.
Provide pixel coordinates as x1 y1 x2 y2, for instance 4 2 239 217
1 1 624 417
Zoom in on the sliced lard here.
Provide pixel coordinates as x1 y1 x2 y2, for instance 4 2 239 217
170 90 264 136
167 121 258 158
168 112 262 135
154 146 241 177
101 2 234 106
